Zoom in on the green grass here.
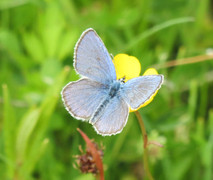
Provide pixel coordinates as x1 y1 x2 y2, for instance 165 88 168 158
0 0 213 179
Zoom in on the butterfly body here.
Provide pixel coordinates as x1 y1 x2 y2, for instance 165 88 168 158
90 79 124 124
61 28 164 136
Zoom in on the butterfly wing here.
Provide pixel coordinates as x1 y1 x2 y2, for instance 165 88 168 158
92 96 129 136
74 28 116 84
121 75 164 110
61 78 109 120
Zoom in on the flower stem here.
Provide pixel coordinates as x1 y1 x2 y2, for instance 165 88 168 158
134 111 154 180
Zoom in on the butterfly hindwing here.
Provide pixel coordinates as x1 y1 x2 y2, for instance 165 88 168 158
92 95 129 136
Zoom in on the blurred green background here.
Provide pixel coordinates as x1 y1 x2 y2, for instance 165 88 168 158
0 0 213 179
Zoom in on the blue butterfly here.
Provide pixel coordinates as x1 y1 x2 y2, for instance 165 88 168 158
61 28 164 136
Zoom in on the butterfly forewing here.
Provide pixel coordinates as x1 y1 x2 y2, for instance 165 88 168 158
121 75 164 110
61 78 109 120
74 28 116 84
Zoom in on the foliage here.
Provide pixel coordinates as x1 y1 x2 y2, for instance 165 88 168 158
0 0 213 179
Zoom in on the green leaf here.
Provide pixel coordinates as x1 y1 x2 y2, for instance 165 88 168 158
57 29 79 61
172 155 194 180
2 84 16 178
0 30 20 54
16 107 40 163
188 80 198 122
22 32 45 63
41 59 62 84
22 66 70 175
39 1 65 58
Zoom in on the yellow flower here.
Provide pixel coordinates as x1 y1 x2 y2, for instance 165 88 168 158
113 54 159 112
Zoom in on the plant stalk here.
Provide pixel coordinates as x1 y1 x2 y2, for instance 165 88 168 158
134 111 154 180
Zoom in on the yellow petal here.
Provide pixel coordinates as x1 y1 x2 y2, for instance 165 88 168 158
130 68 159 112
113 54 141 82
143 68 158 75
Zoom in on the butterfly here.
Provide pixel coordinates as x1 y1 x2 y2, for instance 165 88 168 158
61 28 164 136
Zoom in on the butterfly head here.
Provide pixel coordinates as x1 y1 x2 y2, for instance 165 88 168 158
119 76 126 84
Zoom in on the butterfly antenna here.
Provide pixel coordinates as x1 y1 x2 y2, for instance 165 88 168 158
110 53 114 59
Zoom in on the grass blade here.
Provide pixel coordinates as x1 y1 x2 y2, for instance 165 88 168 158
123 17 195 51
2 84 16 178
